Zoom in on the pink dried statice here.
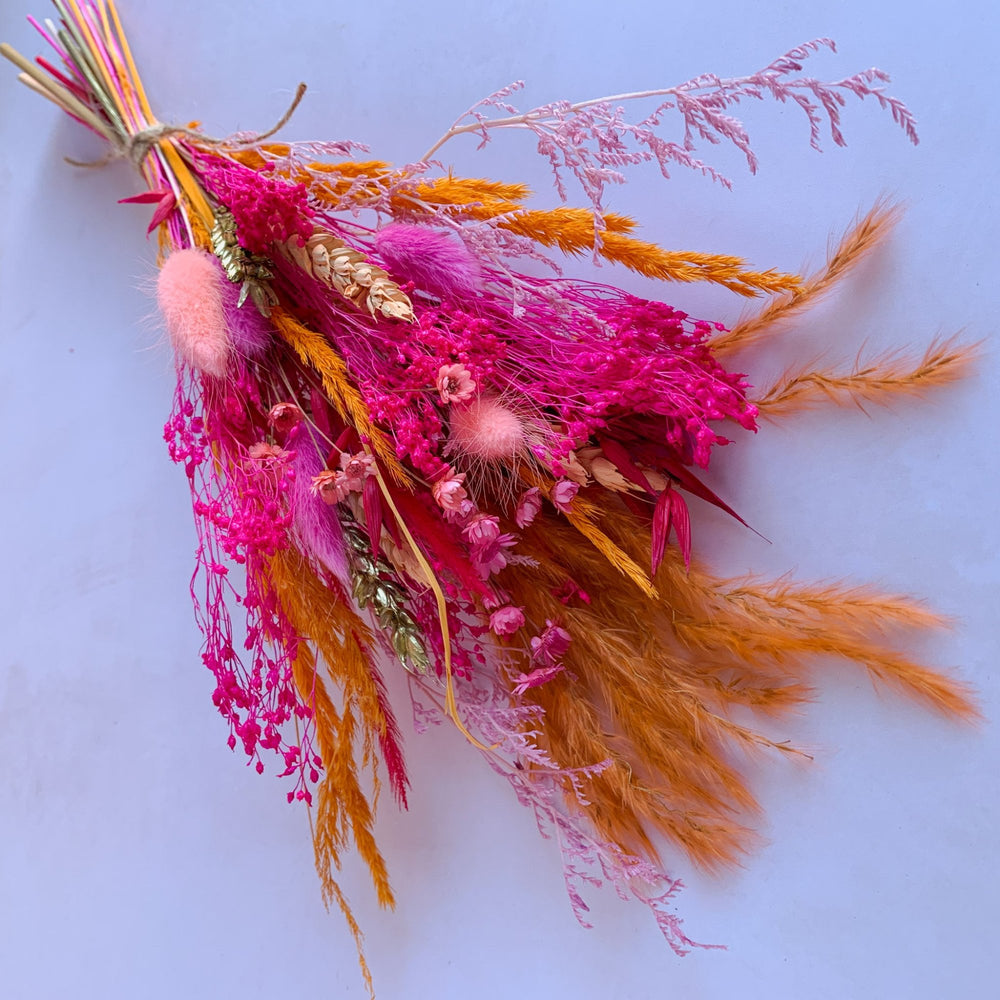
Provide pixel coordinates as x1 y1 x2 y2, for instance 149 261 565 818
530 620 572 667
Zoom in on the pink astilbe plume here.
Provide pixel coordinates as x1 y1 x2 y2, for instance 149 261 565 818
375 222 483 301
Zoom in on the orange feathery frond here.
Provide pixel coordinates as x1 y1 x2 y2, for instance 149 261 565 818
500 499 976 871
501 209 802 296
713 199 902 353
752 336 979 415
269 550 397 909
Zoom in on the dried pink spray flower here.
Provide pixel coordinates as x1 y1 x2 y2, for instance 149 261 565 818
268 402 304 435
551 478 579 512
513 663 565 696
489 605 525 636
436 364 476 405
339 451 376 491
432 470 469 511
311 469 349 505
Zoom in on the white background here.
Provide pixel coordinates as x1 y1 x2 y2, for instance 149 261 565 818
1 1 998 998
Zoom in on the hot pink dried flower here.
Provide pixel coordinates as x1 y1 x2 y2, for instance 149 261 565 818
436 363 477 405
463 514 501 547
515 487 542 528
531 620 572 666
513 662 565 696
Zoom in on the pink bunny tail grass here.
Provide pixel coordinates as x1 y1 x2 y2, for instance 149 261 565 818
449 396 526 460
292 438 350 581
157 249 230 377
217 264 273 359
375 223 483 301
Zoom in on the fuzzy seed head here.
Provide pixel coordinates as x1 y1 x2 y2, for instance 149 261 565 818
157 249 230 377
450 397 525 461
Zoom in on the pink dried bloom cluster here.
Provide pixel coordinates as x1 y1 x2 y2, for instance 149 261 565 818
197 155 314 253
312 450 375 505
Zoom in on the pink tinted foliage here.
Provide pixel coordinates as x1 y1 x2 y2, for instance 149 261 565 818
417 673 713 955
652 486 692 574
424 39 918 218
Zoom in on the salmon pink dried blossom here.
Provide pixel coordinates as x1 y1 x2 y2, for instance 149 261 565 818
312 469 349 505
436 363 477 404
432 469 469 511
339 451 375 491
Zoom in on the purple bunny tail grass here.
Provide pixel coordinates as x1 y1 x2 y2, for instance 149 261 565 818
215 259 273 358
292 436 349 581
375 223 483 301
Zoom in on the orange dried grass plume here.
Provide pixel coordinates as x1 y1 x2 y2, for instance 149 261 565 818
507 500 977 870
713 199 903 354
268 549 401 999
753 335 979 415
